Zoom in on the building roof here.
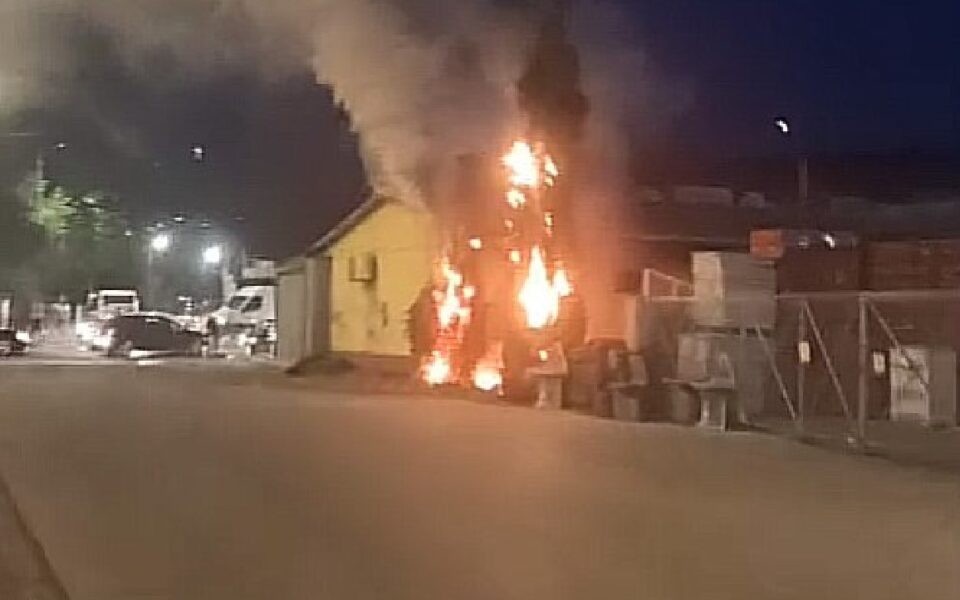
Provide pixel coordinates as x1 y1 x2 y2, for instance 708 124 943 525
305 195 385 256
276 256 305 275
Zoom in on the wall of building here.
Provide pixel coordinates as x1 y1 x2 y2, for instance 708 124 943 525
327 202 438 356
276 266 306 365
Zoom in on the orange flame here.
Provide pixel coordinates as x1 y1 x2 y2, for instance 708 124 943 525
553 266 573 297
436 258 468 328
506 189 527 209
519 246 561 329
472 342 504 392
503 141 540 188
421 257 472 387
502 141 560 198
424 351 452 386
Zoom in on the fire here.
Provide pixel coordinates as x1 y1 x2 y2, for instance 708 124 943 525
518 246 561 329
506 189 527 209
502 140 571 330
419 139 573 390
544 155 559 178
473 367 502 392
436 258 469 328
421 257 472 386
472 342 504 392
503 141 540 188
544 156 559 186
424 351 452 386
553 266 573 297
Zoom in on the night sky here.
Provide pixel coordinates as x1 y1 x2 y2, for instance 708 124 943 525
1 0 957 258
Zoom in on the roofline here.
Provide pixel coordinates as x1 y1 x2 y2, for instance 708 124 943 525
305 195 385 256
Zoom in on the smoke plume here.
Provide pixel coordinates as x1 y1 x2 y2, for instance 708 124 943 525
0 1 678 209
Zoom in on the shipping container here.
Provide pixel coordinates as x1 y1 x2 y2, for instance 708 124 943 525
776 249 862 292
866 239 960 290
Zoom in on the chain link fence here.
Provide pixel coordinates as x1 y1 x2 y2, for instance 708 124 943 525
638 289 960 449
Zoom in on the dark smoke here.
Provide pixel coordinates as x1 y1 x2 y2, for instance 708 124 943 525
518 2 589 154
0 1 680 211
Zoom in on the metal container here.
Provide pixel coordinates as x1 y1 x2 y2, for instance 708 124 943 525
776 249 862 292
867 239 960 290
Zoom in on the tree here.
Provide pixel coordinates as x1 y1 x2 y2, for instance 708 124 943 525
34 191 137 301
12 159 138 302
0 177 44 291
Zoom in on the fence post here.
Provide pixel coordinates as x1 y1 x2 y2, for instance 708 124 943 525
797 302 806 433
857 294 869 444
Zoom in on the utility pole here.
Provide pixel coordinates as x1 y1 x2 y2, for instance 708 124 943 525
774 117 809 205
798 157 809 204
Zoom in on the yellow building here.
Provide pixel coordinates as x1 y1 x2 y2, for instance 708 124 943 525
302 197 439 358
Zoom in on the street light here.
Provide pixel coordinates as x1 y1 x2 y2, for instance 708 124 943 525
202 245 223 266
151 233 172 253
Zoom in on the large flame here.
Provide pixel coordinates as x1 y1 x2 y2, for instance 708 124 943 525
472 342 504 392
503 141 540 189
424 351 452 387
421 140 571 389
437 258 468 328
421 257 472 386
519 246 561 329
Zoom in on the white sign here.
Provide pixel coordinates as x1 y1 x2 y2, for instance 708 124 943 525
797 341 812 364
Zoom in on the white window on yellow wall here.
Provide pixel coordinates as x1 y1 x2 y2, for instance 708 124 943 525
348 253 378 282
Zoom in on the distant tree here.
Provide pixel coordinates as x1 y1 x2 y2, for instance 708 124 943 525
28 185 74 239
0 180 44 289
10 160 138 302
35 191 137 301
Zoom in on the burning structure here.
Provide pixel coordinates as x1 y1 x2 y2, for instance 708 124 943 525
271 0 642 398
417 140 580 397
412 2 590 398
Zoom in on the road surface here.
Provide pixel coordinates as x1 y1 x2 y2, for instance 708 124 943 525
0 361 957 599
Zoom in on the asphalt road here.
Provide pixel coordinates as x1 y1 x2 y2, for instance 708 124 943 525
0 363 957 600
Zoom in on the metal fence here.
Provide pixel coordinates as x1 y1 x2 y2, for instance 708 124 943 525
639 288 960 447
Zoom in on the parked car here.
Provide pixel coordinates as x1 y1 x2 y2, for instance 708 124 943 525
0 328 30 356
103 313 205 358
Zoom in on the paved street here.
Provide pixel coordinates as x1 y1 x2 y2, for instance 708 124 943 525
0 361 957 599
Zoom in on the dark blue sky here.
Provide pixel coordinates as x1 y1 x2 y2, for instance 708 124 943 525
630 0 958 155
3 0 957 256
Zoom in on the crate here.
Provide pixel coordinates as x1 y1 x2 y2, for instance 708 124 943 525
691 252 776 329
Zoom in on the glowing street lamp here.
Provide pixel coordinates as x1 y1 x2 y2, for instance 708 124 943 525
151 233 172 253
202 245 223 266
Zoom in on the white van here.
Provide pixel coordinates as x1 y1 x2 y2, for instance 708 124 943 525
209 285 276 330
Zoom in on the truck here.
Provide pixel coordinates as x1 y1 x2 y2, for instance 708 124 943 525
76 289 141 348
206 259 277 355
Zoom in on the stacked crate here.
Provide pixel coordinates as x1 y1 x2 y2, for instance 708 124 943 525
691 252 776 329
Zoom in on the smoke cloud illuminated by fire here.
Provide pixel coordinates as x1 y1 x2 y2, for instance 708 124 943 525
0 1 668 210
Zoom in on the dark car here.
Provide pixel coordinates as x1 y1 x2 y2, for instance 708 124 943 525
104 313 205 358
0 329 30 356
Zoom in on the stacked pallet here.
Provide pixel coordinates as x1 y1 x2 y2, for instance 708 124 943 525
691 252 776 329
